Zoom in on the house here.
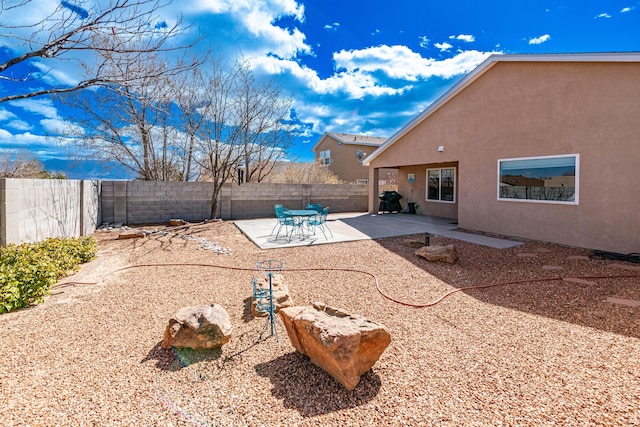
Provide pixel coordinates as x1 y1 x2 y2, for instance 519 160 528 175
312 132 394 185
363 53 640 254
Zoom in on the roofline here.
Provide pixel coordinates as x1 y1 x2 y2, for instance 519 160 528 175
363 51 640 166
312 132 387 152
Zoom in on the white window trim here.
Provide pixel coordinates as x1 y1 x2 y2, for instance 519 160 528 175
319 149 331 166
497 153 580 205
426 167 456 204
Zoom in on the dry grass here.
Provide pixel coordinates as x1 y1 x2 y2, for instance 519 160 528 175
1 220 639 426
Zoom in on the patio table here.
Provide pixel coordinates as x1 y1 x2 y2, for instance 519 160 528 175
283 209 318 239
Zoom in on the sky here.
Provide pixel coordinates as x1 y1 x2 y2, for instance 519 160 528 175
0 0 639 177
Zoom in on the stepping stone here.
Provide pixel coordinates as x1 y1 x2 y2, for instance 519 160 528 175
606 297 640 308
562 278 597 285
567 255 590 261
610 263 640 271
542 265 564 270
517 253 537 258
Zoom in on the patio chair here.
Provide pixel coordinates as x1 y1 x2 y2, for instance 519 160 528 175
308 207 333 239
272 204 295 240
307 203 323 213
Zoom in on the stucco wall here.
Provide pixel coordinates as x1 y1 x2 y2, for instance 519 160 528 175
0 178 99 245
315 136 375 183
369 61 640 253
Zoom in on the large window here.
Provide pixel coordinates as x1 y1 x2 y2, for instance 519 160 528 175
319 149 331 165
427 167 456 202
498 154 579 204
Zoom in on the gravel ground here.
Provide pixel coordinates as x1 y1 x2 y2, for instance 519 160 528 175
1 220 639 426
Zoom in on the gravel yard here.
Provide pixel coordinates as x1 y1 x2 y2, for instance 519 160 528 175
1 220 639 426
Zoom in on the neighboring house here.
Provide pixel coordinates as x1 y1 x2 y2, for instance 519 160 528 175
364 52 640 254
313 132 390 184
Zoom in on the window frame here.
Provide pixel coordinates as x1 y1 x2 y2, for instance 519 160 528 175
426 167 456 203
319 149 331 165
497 154 580 205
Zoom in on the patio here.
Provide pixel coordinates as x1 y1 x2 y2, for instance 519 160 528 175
235 212 524 249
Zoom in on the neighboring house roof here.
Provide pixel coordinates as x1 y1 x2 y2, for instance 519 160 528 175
363 52 640 166
312 132 387 152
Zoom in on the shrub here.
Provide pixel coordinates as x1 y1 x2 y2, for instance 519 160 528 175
0 236 96 313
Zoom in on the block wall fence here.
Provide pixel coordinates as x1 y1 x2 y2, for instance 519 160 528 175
1 179 368 244
100 181 368 223
0 178 100 246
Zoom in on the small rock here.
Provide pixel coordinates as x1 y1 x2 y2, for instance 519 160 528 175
415 244 458 263
404 239 424 248
117 230 145 240
162 304 232 350
251 274 294 317
169 219 188 226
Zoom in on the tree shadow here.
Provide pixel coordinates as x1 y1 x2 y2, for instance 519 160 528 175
141 341 223 371
375 233 640 339
254 352 382 417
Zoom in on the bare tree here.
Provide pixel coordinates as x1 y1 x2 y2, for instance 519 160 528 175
0 0 189 103
263 161 343 184
59 42 201 180
234 61 295 183
185 60 245 218
0 150 65 178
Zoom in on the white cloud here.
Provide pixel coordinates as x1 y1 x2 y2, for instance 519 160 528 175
372 29 380 36
0 109 17 121
449 34 475 42
595 13 611 19
0 128 12 139
324 22 340 31
621 7 633 12
10 99 60 119
253 47 495 99
528 34 551 45
434 42 453 52
419 36 430 48
40 118 71 134
31 62 80 87
188 0 310 59
7 120 32 131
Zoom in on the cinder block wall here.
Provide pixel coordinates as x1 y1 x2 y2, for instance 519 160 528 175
101 181 368 224
0 178 100 245
101 181 215 224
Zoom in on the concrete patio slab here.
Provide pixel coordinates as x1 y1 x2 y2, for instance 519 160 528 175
234 212 523 250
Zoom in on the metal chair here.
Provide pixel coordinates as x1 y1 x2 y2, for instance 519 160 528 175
272 204 294 240
307 203 323 213
308 207 333 239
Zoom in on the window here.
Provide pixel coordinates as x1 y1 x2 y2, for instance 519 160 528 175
498 154 579 204
426 167 456 202
319 149 331 165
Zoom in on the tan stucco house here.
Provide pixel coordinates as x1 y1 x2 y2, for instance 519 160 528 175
364 52 640 254
313 132 388 184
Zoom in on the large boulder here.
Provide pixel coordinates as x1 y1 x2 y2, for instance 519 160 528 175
162 304 232 350
415 244 458 263
251 274 294 318
279 302 391 391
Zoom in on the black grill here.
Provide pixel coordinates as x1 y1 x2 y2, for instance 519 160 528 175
378 191 403 213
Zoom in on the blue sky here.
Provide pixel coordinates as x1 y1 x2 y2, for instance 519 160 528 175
0 0 639 175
